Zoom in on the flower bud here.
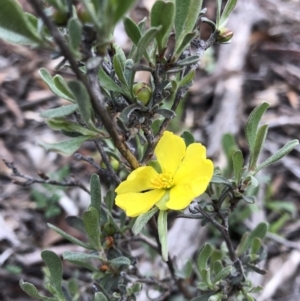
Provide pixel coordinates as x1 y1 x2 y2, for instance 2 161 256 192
76 3 93 24
51 8 69 26
217 28 234 43
133 82 152 105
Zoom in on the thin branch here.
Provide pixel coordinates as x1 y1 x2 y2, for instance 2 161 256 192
94 139 121 184
195 204 245 280
3 159 89 193
28 0 140 170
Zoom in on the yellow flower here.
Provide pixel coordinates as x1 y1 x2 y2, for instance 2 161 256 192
115 131 214 217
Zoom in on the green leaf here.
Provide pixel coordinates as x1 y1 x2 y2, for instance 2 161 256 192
132 207 159 235
68 80 97 131
174 0 203 51
104 189 115 213
176 55 199 66
112 0 137 26
150 0 175 53
213 265 232 284
174 31 198 61
40 104 78 119
47 223 93 249
237 222 268 256
249 124 268 171
232 150 244 184
124 17 141 45
63 251 99 272
212 260 223 276
266 201 296 214
83 207 101 249
41 250 63 294
197 243 213 272
98 68 124 94
94 292 108 301
0 0 42 45
200 268 213 289
110 256 131 268
119 103 147 125
250 237 261 260
158 210 168 261
242 195 256 204
245 102 269 159
39 136 93 156
211 175 233 188
113 46 129 89
46 119 98 136
178 70 195 87
68 17 82 52
156 108 176 119
181 130 195 147
63 251 100 261
39 68 75 102
90 174 102 217
255 139 299 174
134 26 161 63
19 280 49 300
66 216 85 233
219 0 238 29
216 0 222 29
53 75 75 102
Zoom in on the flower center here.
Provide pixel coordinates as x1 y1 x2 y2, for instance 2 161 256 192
150 172 174 189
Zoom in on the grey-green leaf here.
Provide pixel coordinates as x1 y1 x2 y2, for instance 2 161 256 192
90 174 101 217
132 207 158 235
245 102 269 157
19 280 47 300
39 68 75 102
232 150 244 184
213 265 232 284
39 136 93 156
98 68 124 94
68 18 82 52
47 223 92 249
197 243 213 272
0 0 42 45
68 80 96 131
110 256 131 267
63 251 99 272
41 250 63 294
94 292 109 301
134 26 161 63
249 124 268 171
219 0 238 28
46 119 98 136
181 130 195 147
124 17 141 46
53 75 75 102
112 0 137 26
40 104 78 119
237 222 268 256
83 207 101 249
174 31 198 61
255 139 299 174
158 210 168 261
150 1 175 53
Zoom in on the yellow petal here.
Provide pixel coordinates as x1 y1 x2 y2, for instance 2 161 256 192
174 143 213 189
115 189 165 217
166 184 195 210
115 166 158 194
155 131 186 175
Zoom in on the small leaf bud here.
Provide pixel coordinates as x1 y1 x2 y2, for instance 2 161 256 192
217 28 234 43
133 82 152 105
76 3 93 24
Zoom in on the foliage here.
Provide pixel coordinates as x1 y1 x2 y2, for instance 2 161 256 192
0 0 299 300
